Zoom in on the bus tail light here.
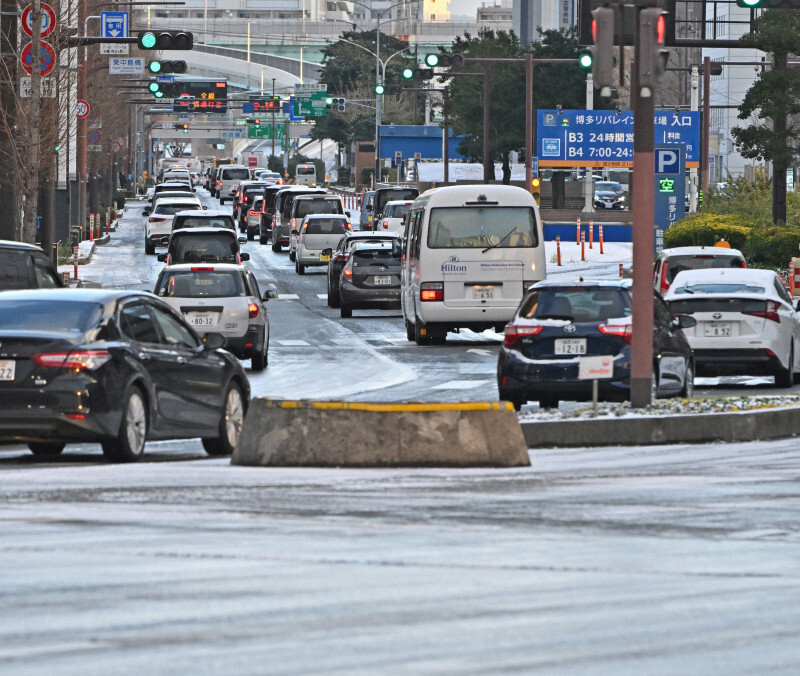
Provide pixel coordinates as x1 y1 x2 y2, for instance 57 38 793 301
420 282 443 302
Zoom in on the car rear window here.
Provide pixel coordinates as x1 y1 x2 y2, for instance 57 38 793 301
666 255 745 284
670 283 766 296
0 300 102 331
296 199 343 217
222 168 250 180
386 203 410 218
427 207 538 249
175 217 235 230
305 218 348 234
296 165 315 175
519 287 631 323
668 297 767 314
172 236 237 263
156 271 244 298
155 203 200 215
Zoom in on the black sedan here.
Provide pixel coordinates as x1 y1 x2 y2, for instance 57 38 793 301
324 232 400 308
594 181 627 210
0 289 250 462
497 280 696 410
339 240 403 318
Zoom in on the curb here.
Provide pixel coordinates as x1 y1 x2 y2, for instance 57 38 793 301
519 406 800 448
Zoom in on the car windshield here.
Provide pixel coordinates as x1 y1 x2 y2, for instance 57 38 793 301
427 207 538 249
666 255 745 283
305 218 348 234
519 287 631 322
156 271 244 298
595 182 623 192
176 217 234 230
672 283 765 295
0 300 102 332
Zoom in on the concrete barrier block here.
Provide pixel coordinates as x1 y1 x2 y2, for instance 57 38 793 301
232 400 531 468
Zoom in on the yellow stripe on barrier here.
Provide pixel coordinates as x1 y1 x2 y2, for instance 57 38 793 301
260 400 514 413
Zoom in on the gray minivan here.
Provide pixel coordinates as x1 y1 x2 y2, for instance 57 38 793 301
286 195 346 261
271 187 328 252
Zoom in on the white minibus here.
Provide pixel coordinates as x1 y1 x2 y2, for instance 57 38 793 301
401 184 546 345
294 163 317 187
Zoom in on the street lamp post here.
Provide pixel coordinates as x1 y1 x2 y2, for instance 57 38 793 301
348 0 419 181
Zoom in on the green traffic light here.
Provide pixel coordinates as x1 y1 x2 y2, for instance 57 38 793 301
140 32 157 49
739 0 762 5
326 97 333 104
375 84 385 95
402 67 414 79
148 61 162 74
54 145 60 153
425 53 439 67
578 52 593 69
154 91 164 98
148 82 160 93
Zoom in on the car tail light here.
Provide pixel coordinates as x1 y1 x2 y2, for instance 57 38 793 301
659 261 669 295
744 300 780 323
598 323 633 343
248 303 259 318
249 210 259 216
190 267 214 271
381 219 389 229
343 265 353 278
148 216 166 223
420 282 444 302
503 324 543 347
33 350 112 370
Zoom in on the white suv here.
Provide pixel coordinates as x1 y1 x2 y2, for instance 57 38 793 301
153 263 277 371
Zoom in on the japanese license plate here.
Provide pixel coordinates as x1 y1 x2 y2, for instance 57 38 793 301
554 338 587 355
703 322 732 337
186 312 219 327
0 359 15 381
473 287 494 300
320 253 331 262
374 275 392 285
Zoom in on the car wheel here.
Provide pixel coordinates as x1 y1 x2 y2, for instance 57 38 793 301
259 232 269 245
340 304 352 318
289 250 296 262
538 397 559 409
680 359 695 398
144 239 155 255
297 260 305 275
251 348 266 372
499 389 525 411
101 386 147 463
27 442 65 456
329 280 341 308
271 240 281 253
247 230 254 241
414 318 433 346
405 318 415 342
776 346 794 388
202 382 245 456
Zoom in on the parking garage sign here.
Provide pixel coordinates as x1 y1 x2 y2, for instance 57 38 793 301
537 110 699 168
654 144 686 254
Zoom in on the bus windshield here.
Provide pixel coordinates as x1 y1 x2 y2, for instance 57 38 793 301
426 207 538 249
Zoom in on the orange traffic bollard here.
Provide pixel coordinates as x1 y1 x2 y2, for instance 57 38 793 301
589 220 593 249
556 236 561 266
581 230 585 261
599 223 604 254
576 217 581 245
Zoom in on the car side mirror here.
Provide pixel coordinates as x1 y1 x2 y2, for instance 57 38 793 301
157 253 167 262
263 288 278 301
240 252 250 261
238 235 247 244
142 208 150 216
202 332 226 350
291 229 298 235
203 206 208 210
673 314 697 330
366 204 373 212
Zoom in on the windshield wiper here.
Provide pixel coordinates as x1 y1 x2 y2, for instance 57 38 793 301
482 227 518 253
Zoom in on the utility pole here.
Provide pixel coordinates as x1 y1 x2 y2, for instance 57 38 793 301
0 0 18 241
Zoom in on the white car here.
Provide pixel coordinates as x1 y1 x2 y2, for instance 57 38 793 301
293 214 352 275
144 195 203 254
665 268 800 387
153 263 277 371
375 200 412 233
654 245 746 296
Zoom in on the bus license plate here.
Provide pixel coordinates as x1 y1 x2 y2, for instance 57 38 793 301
554 338 586 355
473 287 494 300
186 312 219 327
374 276 392 285
0 360 15 381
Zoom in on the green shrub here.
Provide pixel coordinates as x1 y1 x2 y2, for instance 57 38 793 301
112 190 127 210
664 213 752 250
744 226 800 268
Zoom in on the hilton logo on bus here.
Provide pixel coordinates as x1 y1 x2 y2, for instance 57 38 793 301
442 256 466 272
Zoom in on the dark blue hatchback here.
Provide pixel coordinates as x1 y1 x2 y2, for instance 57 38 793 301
497 280 696 410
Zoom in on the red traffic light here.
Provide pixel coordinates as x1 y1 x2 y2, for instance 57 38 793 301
656 14 666 44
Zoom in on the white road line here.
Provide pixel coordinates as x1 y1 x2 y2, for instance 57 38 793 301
276 294 299 300
275 339 311 346
431 380 491 390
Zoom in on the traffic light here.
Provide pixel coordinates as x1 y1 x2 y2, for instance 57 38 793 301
638 8 669 98
375 84 385 95
578 51 592 70
591 7 615 97
180 123 189 134
329 96 346 112
246 118 261 128
137 31 193 50
147 60 187 74
402 67 414 79
406 68 434 81
54 144 60 153
424 52 465 68
736 0 800 6
531 176 541 206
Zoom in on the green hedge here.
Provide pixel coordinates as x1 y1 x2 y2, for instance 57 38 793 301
664 213 752 250
745 226 800 268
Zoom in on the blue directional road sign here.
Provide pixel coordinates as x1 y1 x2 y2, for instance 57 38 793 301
100 12 128 38
654 144 686 254
537 110 700 168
